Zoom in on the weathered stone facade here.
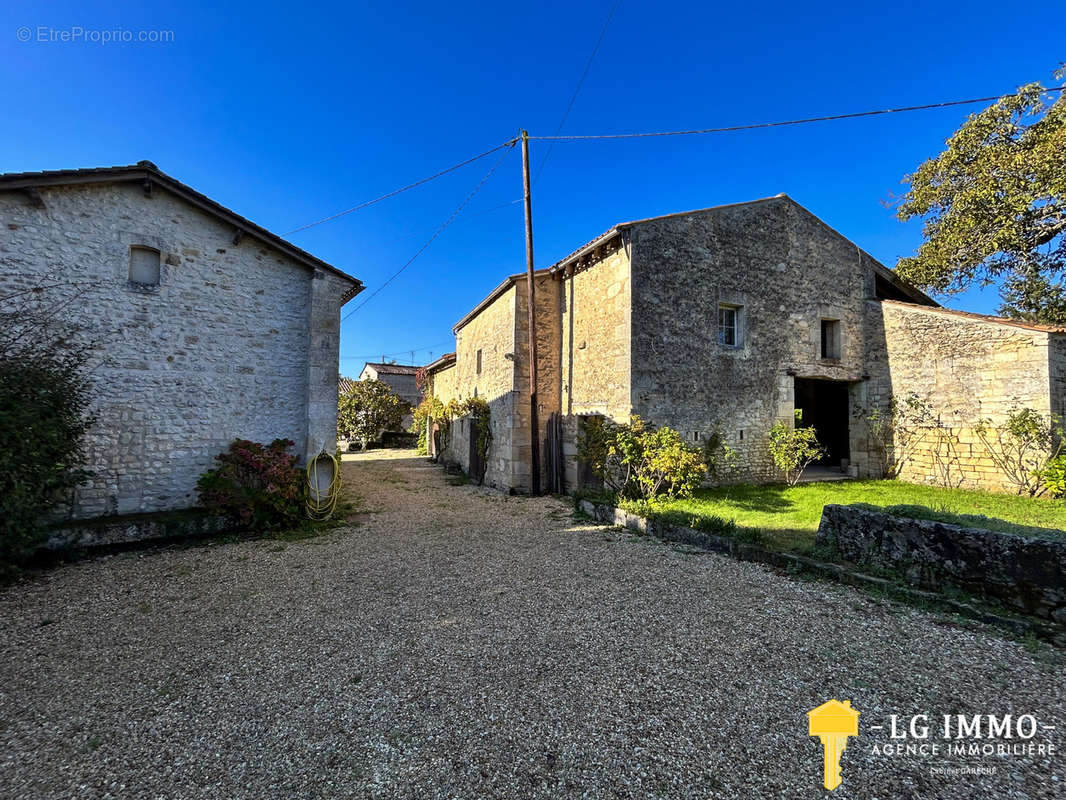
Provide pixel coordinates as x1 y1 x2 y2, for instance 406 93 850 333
817 504 1066 622
425 273 560 491
432 195 1064 494
0 163 360 519
865 301 1065 491
627 198 880 481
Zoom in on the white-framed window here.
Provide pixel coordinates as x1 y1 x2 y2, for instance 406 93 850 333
718 303 741 347
821 319 841 359
129 246 161 286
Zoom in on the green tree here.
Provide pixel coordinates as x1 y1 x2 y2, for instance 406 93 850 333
895 75 1066 323
338 378 408 450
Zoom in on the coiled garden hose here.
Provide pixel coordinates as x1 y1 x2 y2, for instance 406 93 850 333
306 450 341 521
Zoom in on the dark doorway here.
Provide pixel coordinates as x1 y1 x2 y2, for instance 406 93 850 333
794 378 850 467
468 428 486 485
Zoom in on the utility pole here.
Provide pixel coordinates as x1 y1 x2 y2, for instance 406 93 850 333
521 130 541 495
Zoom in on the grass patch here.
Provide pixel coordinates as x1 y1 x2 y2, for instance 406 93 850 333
588 480 1066 553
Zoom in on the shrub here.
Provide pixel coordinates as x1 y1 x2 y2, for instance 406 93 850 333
460 396 492 484
701 427 738 482
338 378 409 450
1040 454 1066 499
768 411 826 486
431 397 462 463
974 405 1064 497
197 439 305 529
858 393 934 478
577 415 706 499
0 283 94 578
410 397 435 455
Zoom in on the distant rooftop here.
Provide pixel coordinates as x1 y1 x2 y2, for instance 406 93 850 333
362 362 421 375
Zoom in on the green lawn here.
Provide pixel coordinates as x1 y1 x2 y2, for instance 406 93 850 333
640 480 1066 551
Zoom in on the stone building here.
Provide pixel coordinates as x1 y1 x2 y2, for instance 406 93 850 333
0 161 362 519
425 194 1066 493
337 363 424 441
357 362 423 408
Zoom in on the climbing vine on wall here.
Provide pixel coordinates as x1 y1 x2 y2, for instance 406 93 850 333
460 396 492 483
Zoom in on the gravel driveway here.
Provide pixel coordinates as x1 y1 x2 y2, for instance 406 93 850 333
1 450 1063 799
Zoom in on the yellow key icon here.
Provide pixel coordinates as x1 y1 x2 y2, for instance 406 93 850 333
807 699 860 790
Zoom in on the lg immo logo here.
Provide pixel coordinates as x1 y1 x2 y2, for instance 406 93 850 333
808 699 859 790
807 699 1057 791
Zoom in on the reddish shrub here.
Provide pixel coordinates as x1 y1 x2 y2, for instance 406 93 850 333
196 439 305 529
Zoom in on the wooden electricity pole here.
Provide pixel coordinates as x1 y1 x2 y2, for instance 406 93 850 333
521 130 541 495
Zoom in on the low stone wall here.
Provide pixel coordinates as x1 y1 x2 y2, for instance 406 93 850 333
816 504 1066 623
45 511 232 551
579 500 740 555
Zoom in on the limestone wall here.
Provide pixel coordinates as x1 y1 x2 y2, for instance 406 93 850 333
451 282 523 489
558 239 632 487
1050 334 1066 426
0 182 353 518
628 197 876 482
865 301 1055 492
560 240 631 419
428 363 459 404
511 273 561 492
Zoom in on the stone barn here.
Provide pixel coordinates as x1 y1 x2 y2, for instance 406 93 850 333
0 161 362 519
425 194 1066 494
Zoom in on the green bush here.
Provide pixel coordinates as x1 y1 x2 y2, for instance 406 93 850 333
460 396 492 483
197 439 306 529
975 406 1064 497
0 284 95 579
577 415 706 499
410 396 436 456
1039 455 1066 499
0 349 94 577
768 411 826 486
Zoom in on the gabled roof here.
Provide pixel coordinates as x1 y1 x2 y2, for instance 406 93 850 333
543 194 935 306
424 352 456 374
452 194 938 334
453 269 551 333
544 195 786 277
362 362 420 375
0 161 363 300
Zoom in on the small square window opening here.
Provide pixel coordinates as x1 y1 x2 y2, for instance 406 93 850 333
129 246 161 286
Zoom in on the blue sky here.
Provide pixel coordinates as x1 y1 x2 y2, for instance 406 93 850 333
2 1 1061 371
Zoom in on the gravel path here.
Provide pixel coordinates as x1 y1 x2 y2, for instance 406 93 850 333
1 450 1063 799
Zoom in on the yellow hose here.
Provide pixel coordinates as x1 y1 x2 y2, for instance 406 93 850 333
306 450 340 521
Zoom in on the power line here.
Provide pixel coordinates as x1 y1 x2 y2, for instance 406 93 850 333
341 141 517 322
339 338 455 360
527 87 1066 140
533 0 621 184
377 197 523 246
284 137 518 235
